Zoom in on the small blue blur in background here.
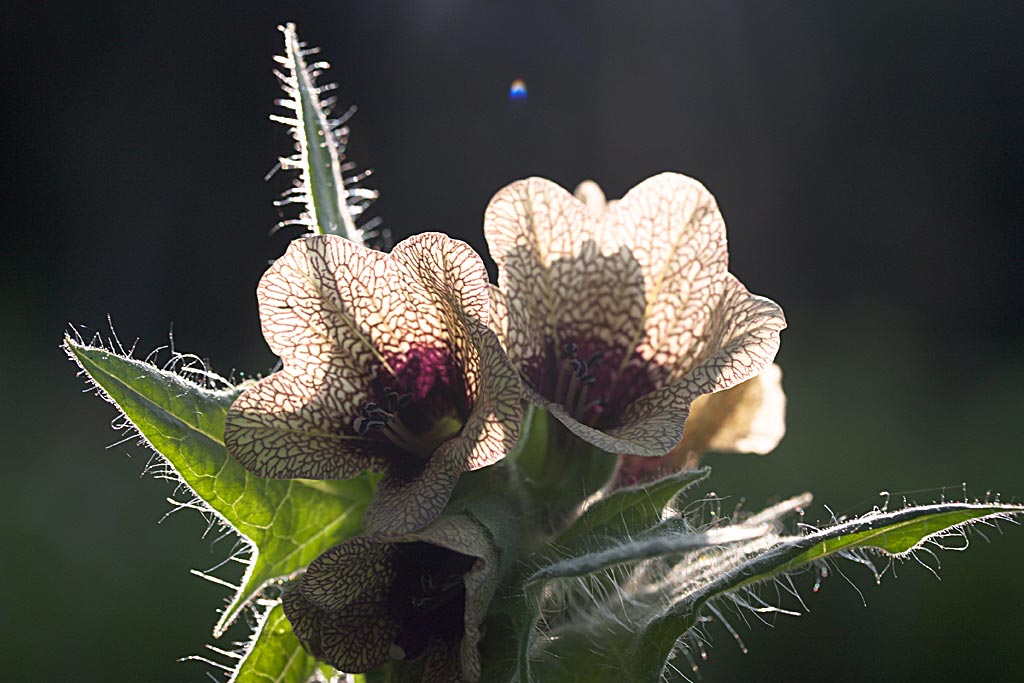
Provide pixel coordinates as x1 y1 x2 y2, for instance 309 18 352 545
509 77 527 100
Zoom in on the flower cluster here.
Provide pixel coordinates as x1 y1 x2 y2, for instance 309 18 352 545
224 172 786 680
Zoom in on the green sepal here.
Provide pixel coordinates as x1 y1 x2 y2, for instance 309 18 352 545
509 406 618 535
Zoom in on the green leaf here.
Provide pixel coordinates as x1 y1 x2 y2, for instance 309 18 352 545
555 467 710 552
65 338 373 636
230 603 318 683
516 521 769 683
273 23 374 242
529 500 1024 683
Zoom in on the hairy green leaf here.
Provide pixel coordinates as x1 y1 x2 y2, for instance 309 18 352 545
555 467 710 552
230 603 319 683
528 500 1024 683
273 23 375 242
516 520 768 683
65 338 373 636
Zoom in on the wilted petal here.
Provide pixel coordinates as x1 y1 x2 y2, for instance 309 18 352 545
611 275 786 455
686 362 786 456
616 364 786 484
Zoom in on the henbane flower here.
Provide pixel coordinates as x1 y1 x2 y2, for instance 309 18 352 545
282 514 497 681
483 172 785 459
224 232 521 533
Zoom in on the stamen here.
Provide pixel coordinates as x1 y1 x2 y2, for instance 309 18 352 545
381 421 434 459
565 373 582 416
549 340 612 425
352 394 461 460
581 395 607 416
572 382 591 420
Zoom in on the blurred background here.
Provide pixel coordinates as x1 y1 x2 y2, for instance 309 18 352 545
3 2 1022 681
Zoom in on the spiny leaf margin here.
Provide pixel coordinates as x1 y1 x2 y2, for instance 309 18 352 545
272 22 378 242
227 601 320 683
527 499 1024 683
64 335 373 639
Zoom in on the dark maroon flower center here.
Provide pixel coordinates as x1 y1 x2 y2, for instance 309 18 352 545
386 542 476 661
551 341 608 424
352 346 470 460
530 337 656 429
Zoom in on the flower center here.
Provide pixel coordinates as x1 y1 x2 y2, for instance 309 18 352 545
386 543 476 661
353 388 463 459
551 341 608 425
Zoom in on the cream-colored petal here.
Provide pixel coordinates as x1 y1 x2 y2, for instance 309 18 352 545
225 369 386 479
548 400 690 457
610 275 785 455
674 274 786 396
451 325 523 471
487 283 509 350
362 326 521 535
606 173 730 384
389 234 522 472
686 362 786 455
387 232 491 365
225 235 397 479
300 536 397 612
363 453 464 535
484 177 648 386
255 234 396 380
615 364 786 485
573 179 607 217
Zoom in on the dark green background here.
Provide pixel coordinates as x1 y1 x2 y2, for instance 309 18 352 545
3 2 1022 681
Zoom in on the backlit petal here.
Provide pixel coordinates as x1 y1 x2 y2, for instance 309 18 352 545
363 453 463 535
225 235 395 478
686 362 786 455
607 173 729 386
387 232 491 369
615 364 786 484
484 177 647 388
573 179 607 217
612 275 785 455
